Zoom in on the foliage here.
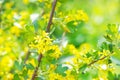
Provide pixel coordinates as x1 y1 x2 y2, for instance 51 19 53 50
0 0 120 80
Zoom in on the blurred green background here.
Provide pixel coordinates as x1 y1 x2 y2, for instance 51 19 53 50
59 0 120 48
1 0 120 48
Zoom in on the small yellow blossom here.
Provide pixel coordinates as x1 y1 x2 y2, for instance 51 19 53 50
5 2 13 9
0 56 14 72
38 0 43 2
23 0 29 4
49 64 56 71
79 43 91 54
48 73 63 80
73 22 78 26
10 26 21 36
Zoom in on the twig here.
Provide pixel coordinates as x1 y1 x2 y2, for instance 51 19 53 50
46 0 57 32
88 54 110 66
31 0 57 80
31 54 43 80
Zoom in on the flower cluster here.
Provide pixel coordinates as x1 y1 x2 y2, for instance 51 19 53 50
29 31 61 59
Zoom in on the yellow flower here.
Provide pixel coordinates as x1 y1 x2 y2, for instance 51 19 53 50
5 47 11 53
64 10 88 23
73 22 78 26
79 43 91 55
72 57 79 65
99 77 108 80
19 21 26 27
23 0 29 4
2 73 14 80
43 13 50 20
49 64 56 71
38 0 43 2
48 73 63 80
65 75 75 80
7 14 13 20
98 50 110 58
0 37 4 44
76 10 88 22
6 73 13 80
67 45 80 57
65 70 71 75
45 3 51 8
27 70 33 79
0 56 14 72
20 11 29 20
5 2 13 9
50 45 61 59
10 26 21 36
0 29 3 34
27 59 36 67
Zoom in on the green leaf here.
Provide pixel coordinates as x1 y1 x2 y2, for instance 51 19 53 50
46 49 55 54
107 71 115 80
25 24 34 32
49 27 56 35
79 64 87 72
89 68 98 78
112 47 120 62
66 21 77 33
107 24 118 33
78 72 92 80
13 74 20 80
32 20 39 33
101 42 108 50
108 44 114 52
22 69 28 79
35 76 44 80
104 35 112 42
26 63 34 70
55 64 68 76
14 61 24 71
86 52 91 58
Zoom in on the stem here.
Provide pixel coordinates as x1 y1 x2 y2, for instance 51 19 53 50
31 0 57 80
31 54 43 80
46 0 57 32
88 54 110 66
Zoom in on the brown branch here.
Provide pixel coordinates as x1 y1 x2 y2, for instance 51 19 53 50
31 0 57 80
88 54 110 66
46 0 57 32
31 54 43 80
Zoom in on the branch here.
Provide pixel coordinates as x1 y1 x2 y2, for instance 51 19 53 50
88 54 110 66
31 0 57 80
31 54 43 80
46 0 57 32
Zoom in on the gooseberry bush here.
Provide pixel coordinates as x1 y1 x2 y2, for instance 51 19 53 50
0 0 120 80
